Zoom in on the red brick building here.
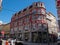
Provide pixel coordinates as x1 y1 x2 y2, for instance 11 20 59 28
10 2 57 44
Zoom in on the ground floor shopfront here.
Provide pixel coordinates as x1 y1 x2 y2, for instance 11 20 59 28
14 31 57 43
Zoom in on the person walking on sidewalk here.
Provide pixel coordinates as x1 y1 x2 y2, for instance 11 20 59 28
5 40 9 45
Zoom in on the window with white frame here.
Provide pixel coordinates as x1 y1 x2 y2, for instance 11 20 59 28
25 16 29 23
38 10 40 14
14 22 17 26
38 23 42 30
19 19 23 26
32 24 36 30
19 26 23 30
42 24 47 30
14 27 18 31
32 9 36 14
32 15 36 21
24 24 29 30
10 28 14 34
37 15 42 20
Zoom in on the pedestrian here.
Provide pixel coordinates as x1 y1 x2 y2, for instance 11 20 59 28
5 40 9 45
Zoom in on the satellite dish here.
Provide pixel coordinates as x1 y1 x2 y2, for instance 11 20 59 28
0 0 2 10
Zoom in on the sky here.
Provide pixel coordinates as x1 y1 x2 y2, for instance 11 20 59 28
0 0 57 24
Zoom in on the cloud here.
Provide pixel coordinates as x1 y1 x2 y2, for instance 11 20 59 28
0 21 3 25
0 21 8 25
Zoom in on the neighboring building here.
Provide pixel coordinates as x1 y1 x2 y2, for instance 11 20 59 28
10 2 57 45
2 23 10 36
46 12 58 43
46 12 58 34
56 0 60 45
56 0 60 31
0 24 4 38
0 23 10 38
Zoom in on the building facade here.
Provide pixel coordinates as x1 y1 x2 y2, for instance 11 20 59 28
10 2 57 44
56 0 60 31
56 0 60 45
46 12 58 43
46 12 58 34
0 23 10 39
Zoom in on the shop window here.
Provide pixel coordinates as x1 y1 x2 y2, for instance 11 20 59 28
24 33 29 41
32 32 38 43
18 33 22 41
43 39 47 43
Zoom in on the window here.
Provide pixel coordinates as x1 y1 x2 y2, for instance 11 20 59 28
36 3 37 6
41 9 45 14
19 26 23 30
42 24 47 30
37 15 42 20
32 24 36 30
10 28 14 34
25 16 29 23
19 19 23 26
24 33 29 41
38 24 42 30
14 27 18 31
57 1 60 6
14 22 17 26
32 9 36 14
32 32 37 43
32 15 36 21
41 3 42 6
38 10 40 14
37 3 40 7
24 24 29 30
47 20 51 26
